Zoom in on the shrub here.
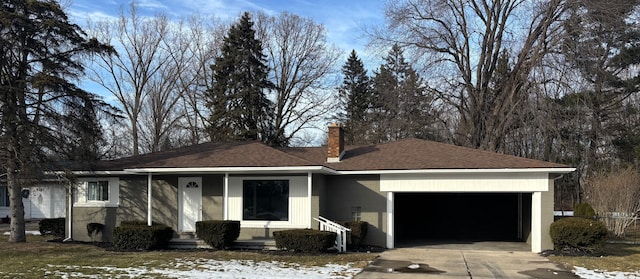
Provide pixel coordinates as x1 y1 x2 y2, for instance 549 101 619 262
113 221 174 251
273 229 336 253
195 220 240 249
86 223 104 241
550 217 607 252
39 218 65 239
573 203 596 219
340 221 368 247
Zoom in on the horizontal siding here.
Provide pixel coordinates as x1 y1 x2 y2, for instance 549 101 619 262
380 172 549 192
228 176 308 228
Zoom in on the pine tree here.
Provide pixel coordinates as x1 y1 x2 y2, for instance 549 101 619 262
337 50 372 144
371 44 437 142
206 12 274 142
0 0 114 242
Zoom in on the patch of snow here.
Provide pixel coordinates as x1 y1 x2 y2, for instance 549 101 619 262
2 230 41 236
554 211 574 216
574 266 640 279
45 258 362 279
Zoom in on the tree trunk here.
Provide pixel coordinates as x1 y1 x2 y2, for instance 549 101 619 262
7 164 26 243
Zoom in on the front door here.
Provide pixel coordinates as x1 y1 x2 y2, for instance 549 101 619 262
178 177 202 232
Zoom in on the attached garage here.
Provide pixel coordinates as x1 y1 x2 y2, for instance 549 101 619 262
394 192 532 243
381 170 563 252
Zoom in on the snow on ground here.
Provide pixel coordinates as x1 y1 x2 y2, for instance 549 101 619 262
44 258 362 279
2 230 41 236
575 267 640 279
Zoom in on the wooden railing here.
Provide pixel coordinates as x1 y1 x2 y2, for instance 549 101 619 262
314 216 351 253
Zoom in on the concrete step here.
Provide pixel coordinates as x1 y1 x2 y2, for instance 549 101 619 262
168 238 209 249
233 239 277 250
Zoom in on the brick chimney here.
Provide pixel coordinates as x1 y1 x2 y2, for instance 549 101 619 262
327 123 344 162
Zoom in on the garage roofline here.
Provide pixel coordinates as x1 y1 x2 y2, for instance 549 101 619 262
338 167 575 175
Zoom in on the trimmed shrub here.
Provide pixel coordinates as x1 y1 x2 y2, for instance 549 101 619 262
574 203 596 219
39 218 65 239
113 221 174 251
195 220 240 249
340 221 368 247
87 223 105 241
273 229 336 253
550 217 607 252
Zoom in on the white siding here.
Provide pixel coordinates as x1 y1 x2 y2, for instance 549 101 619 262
1 184 65 220
380 172 549 192
228 176 309 229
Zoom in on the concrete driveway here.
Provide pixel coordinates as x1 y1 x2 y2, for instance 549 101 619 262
356 242 578 279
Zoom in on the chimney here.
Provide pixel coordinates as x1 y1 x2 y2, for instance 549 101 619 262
327 123 344 162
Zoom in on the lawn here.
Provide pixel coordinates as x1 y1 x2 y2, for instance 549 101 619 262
0 235 377 279
548 224 640 273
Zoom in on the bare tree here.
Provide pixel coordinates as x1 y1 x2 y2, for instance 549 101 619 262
376 0 566 151
584 166 640 237
87 4 175 155
175 16 226 146
255 12 341 146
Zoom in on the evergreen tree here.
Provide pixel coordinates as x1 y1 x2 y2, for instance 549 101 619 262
337 50 372 144
370 44 438 142
0 0 114 242
206 12 274 142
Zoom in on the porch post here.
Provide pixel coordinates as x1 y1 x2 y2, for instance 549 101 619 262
307 172 312 229
386 191 394 249
147 173 152 226
223 173 229 220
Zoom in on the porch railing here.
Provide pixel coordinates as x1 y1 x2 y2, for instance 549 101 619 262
314 216 351 253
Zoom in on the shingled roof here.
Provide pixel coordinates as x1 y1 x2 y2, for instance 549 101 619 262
72 138 568 172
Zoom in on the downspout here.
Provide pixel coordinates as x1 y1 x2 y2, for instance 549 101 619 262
147 173 152 226
63 182 73 242
307 172 312 229
223 173 229 220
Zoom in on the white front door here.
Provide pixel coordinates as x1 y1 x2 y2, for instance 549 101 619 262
178 177 202 232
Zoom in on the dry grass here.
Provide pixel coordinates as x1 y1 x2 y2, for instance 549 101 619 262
0 235 377 278
548 243 640 272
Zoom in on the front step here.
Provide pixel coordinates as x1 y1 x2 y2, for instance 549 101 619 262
168 238 209 249
168 238 277 250
233 239 277 250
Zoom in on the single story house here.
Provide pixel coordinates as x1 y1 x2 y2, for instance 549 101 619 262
61 124 573 252
1 183 66 220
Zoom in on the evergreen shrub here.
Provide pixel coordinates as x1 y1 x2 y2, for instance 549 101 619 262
273 229 336 253
550 217 607 252
39 218 65 239
195 220 240 249
113 221 173 251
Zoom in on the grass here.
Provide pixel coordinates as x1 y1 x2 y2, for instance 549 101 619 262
0 235 377 278
548 224 640 273
548 243 640 272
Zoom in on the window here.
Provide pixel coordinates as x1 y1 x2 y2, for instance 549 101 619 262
87 181 109 201
74 177 119 207
352 206 362 221
0 185 8 207
243 180 289 221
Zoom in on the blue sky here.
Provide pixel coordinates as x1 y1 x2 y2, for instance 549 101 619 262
67 0 387 66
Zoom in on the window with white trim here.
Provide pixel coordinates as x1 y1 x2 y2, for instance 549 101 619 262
243 180 289 221
74 177 119 207
87 181 109 201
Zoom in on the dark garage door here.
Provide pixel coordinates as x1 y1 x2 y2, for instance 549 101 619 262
395 193 531 243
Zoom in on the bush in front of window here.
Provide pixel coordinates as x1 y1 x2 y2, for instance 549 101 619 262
113 221 174 251
550 217 607 253
273 229 336 253
195 220 241 249
340 221 369 247
39 218 65 239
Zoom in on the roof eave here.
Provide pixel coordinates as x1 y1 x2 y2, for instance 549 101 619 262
123 166 340 175
337 167 576 175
